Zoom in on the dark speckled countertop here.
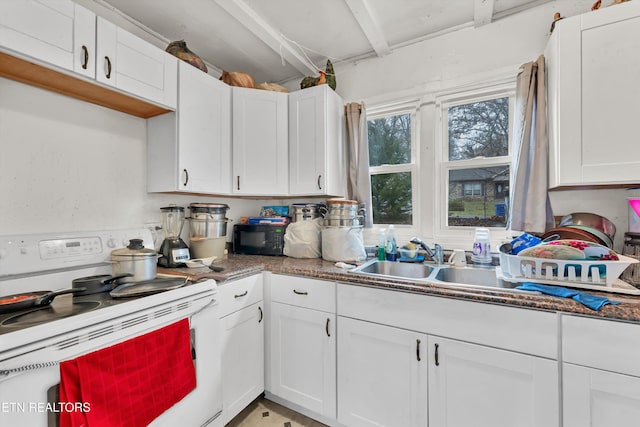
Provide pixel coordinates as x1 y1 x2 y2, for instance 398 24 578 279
159 254 640 324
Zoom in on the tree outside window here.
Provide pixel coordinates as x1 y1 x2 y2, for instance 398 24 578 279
368 113 414 225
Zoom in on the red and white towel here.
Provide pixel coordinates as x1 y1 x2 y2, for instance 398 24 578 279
59 318 196 427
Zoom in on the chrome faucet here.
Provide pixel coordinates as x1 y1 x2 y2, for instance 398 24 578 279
410 237 444 265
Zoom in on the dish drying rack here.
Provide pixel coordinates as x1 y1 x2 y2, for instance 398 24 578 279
498 252 640 295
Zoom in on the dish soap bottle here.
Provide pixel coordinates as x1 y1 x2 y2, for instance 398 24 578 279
471 227 492 264
378 229 386 261
385 225 398 262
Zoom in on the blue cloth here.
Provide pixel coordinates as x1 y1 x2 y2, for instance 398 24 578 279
516 282 621 311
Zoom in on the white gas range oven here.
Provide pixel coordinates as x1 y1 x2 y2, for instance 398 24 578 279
0 229 223 427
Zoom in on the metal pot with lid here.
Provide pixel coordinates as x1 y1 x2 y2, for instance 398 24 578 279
188 203 230 220
187 203 230 238
289 203 327 222
110 239 158 283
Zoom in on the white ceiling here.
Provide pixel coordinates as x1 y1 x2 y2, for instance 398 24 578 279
98 0 552 85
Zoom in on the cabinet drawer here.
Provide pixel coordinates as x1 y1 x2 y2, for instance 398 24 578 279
271 275 335 313
218 274 263 318
563 315 640 376
338 283 557 359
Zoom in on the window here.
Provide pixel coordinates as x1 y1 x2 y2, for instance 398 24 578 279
441 94 513 229
367 112 416 225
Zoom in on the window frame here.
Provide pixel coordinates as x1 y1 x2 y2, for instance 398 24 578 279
366 106 420 234
434 84 516 246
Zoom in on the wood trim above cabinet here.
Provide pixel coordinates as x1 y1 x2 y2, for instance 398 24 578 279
0 50 172 118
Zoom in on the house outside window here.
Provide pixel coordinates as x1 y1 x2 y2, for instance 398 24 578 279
367 110 417 226
438 90 514 231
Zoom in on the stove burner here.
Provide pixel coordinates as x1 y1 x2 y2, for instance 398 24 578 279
1 301 101 328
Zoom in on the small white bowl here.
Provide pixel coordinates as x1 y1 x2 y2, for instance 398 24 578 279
185 257 216 268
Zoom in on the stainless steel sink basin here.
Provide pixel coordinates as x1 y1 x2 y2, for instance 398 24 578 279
352 260 435 279
351 259 520 291
432 266 499 287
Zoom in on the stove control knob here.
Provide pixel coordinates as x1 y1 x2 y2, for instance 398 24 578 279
106 238 117 249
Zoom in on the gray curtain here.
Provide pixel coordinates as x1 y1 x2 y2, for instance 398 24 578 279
345 102 373 227
508 55 554 233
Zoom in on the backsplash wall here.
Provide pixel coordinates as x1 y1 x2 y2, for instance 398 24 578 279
0 77 265 240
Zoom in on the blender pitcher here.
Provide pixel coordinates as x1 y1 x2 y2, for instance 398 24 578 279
158 205 190 267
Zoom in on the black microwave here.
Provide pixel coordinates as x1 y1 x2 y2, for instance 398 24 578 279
233 224 287 256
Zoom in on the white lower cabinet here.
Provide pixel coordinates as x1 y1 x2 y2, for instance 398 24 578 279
267 275 337 420
219 275 264 425
562 314 640 427
270 301 336 418
563 363 640 427
336 283 559 427
428 336 558 427
337 317 427 427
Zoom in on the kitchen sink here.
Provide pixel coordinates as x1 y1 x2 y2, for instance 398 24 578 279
432 265 500 287
351 259 520 291
352 260 435 279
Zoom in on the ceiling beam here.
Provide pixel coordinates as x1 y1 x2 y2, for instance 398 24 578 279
214 0 318 75
474 0 495 27
343 0 391 57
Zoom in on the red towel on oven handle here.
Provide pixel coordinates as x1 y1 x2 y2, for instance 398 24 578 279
59 318 196 427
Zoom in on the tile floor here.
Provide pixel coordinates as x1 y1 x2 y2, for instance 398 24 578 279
226 396 328 427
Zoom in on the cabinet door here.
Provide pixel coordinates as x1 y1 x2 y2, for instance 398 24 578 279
289 85 345 196
221 302 264 425
563 363 640 427
96 17 177 108
337 317 428 427
269 302 336 418
547 2 640 187
428 336 558 427
178 61 231 193
232 87 288 195
0 0 95 77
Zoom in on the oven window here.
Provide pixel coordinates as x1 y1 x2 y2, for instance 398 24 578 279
241 231 266 248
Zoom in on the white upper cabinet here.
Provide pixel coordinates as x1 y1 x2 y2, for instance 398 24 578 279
96 17 177 109
0 0 95 78
546 1 640 188
0 0 175 117
147 61 231 194
289 85 345 196
232 87 289 196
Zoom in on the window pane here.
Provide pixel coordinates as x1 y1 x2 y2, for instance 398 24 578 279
448 97 509 161
368 114 412 166
371 172 412 225
448 166 509 227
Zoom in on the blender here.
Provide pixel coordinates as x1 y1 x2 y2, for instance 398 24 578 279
158 205 190 267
